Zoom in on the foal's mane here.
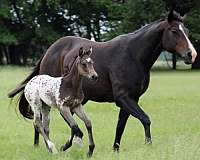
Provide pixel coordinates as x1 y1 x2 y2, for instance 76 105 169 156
63 55 79 77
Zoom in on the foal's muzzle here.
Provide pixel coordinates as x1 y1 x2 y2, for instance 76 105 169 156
89 73 98 82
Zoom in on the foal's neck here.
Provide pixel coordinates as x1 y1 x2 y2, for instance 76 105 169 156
62 60 83 97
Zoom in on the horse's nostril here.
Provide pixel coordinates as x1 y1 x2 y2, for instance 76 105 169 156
187 51 192 58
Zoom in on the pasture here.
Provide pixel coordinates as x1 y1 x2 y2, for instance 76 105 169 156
0 66 200 160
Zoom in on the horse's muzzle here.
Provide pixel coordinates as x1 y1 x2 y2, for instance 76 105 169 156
182 51 193 64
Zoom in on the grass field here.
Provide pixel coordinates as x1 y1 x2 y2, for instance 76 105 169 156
0 66 200 160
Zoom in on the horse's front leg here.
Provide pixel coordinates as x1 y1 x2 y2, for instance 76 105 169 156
59 106 83 151
113 108 130 152
116 95 152 145
73 105 95 157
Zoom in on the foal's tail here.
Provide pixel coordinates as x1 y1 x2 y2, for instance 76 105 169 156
8 54 44 119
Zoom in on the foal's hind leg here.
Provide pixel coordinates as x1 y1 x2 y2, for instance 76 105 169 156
42 104 51 138
34 123 40 146
33 103 57 154
73 105 95 157
59 106 83 151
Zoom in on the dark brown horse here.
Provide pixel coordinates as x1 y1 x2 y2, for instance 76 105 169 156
8 11 197 152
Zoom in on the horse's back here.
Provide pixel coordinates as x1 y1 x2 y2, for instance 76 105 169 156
40 36 97 76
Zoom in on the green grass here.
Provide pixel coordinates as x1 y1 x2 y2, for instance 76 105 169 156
0 66 200 160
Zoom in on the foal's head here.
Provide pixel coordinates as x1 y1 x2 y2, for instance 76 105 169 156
77 47 98 81
162 10 197 64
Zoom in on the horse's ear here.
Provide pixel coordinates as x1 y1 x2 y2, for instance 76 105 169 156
168 10 174 22
168 10 183 22
182 14 187 20
79 47 85 57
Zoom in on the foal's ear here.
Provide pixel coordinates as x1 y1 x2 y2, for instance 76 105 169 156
79 47 85 57
87 46 93 56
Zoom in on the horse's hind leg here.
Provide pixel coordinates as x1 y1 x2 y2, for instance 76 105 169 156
59 106 83 151
73 105 95 157
116 96 152 144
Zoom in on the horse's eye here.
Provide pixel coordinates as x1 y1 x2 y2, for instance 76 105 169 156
171 30 177 33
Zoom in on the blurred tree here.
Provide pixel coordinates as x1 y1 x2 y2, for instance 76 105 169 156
0 0 199 67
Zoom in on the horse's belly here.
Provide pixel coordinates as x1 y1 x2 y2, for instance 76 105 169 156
83 85 114 102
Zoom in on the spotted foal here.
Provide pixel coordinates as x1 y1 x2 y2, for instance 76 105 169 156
24 47 98 156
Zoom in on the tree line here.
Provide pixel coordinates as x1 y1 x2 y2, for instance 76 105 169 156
0 0 199 67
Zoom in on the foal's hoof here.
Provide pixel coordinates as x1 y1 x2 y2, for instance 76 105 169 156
73 136 83 147
47 141 58 154
60 141 72 151
49 145 58 154
60 145 65 151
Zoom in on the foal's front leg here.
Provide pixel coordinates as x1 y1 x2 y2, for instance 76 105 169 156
73 105 95 157
59 106 83 151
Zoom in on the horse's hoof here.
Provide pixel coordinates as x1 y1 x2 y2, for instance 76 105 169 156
34 143 39 147
145 138 152 145
73 136 83 147
87 151 93 158
113 143 120 153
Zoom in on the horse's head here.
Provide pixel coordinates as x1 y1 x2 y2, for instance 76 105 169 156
77 47 98 81
162 10 197 64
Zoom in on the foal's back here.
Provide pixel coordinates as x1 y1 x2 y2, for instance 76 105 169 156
25 75 61 107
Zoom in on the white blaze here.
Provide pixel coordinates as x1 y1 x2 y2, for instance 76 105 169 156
86 58 92 62
179 25 197 62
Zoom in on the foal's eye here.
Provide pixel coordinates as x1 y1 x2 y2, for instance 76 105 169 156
82 63 87 67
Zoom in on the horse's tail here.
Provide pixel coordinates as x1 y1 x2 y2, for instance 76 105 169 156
8 55 44 98
8 54 44 119
18 92 34 119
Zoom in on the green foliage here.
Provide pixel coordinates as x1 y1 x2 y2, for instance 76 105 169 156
103 0 166 40
0 0 199 65
186 8 200 42
0 26 17 45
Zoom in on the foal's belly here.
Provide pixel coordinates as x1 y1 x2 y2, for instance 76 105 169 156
40 92 57 107
63 97 82 108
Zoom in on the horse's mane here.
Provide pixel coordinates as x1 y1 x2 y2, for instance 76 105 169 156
111 19 164 41
131 19 164 35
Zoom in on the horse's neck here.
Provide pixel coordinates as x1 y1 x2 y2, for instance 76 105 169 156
128 21 166 72
62 62 83 96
